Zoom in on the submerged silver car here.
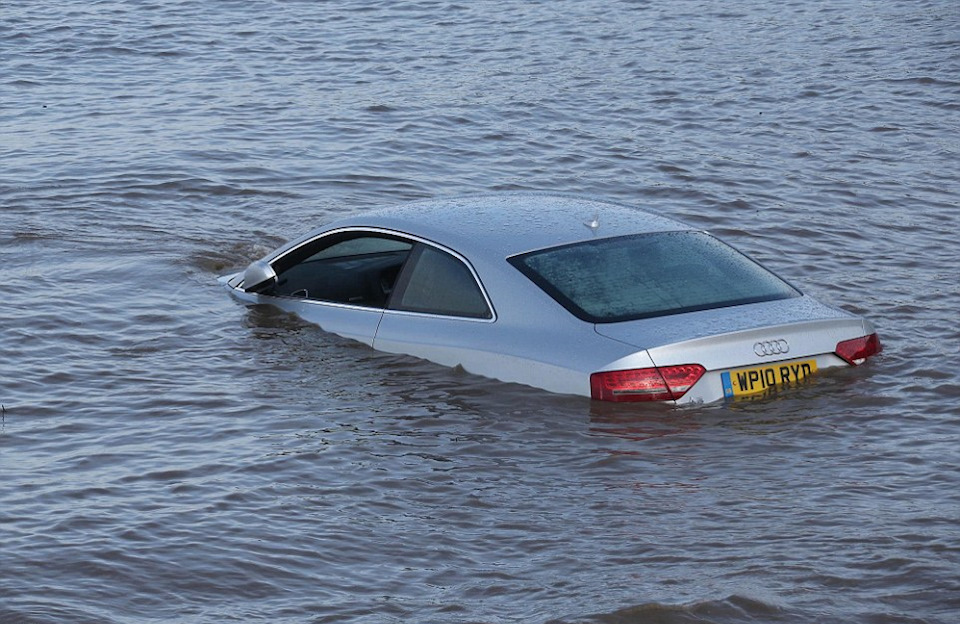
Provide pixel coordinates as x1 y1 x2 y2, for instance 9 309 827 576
223 194 881 404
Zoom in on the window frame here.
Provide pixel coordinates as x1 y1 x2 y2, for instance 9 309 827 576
263 229 412 308
265 227 496 321
388 243 495 320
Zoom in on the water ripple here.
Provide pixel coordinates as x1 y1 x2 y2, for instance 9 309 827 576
2 0 959 622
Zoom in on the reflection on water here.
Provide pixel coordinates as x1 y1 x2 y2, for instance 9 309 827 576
589 405 699 443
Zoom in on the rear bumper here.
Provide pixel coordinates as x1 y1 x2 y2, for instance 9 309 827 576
678 352 850 404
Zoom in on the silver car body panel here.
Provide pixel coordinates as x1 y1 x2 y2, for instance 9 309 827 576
223 194 876 403
594 296 854 351
225 284 385 346
374 301 658 398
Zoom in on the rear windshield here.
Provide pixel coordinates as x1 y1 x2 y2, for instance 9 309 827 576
508 231 800 323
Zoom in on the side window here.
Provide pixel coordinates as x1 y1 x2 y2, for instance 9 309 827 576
269 233 413 308
303 237 412 263
392 246 492 319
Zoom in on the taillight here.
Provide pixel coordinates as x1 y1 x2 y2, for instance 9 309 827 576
590 364 705 402
835 333 882 365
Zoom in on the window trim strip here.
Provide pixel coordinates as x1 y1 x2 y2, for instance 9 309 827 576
266 226 497 322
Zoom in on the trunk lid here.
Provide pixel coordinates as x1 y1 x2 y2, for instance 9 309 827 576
595 296 868 371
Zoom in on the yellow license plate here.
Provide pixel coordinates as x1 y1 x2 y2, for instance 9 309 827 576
721 359 818 398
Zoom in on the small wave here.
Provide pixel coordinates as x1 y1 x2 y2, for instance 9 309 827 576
585 594 792 624
111 177 296 199
0 605 120 624
185 238 286 275
880 76 960 88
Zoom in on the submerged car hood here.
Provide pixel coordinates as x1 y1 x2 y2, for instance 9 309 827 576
594 295 853 351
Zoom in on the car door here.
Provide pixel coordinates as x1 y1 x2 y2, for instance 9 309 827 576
258 229 415 346
373 242 498 369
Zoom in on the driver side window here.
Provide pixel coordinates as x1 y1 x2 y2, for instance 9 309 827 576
269 233 413 308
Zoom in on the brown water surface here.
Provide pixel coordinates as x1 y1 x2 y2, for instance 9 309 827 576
2 1 959 622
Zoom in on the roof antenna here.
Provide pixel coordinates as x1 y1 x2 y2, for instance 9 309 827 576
584 214 600 231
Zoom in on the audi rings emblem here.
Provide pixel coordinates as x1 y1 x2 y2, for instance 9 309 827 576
754 339 789 357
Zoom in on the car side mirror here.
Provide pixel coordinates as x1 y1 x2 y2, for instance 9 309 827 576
242 260 277 293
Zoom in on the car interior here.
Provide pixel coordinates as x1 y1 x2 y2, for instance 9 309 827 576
266 233 414 308
262 232 492 319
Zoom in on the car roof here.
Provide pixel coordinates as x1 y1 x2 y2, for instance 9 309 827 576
333 193 689 259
